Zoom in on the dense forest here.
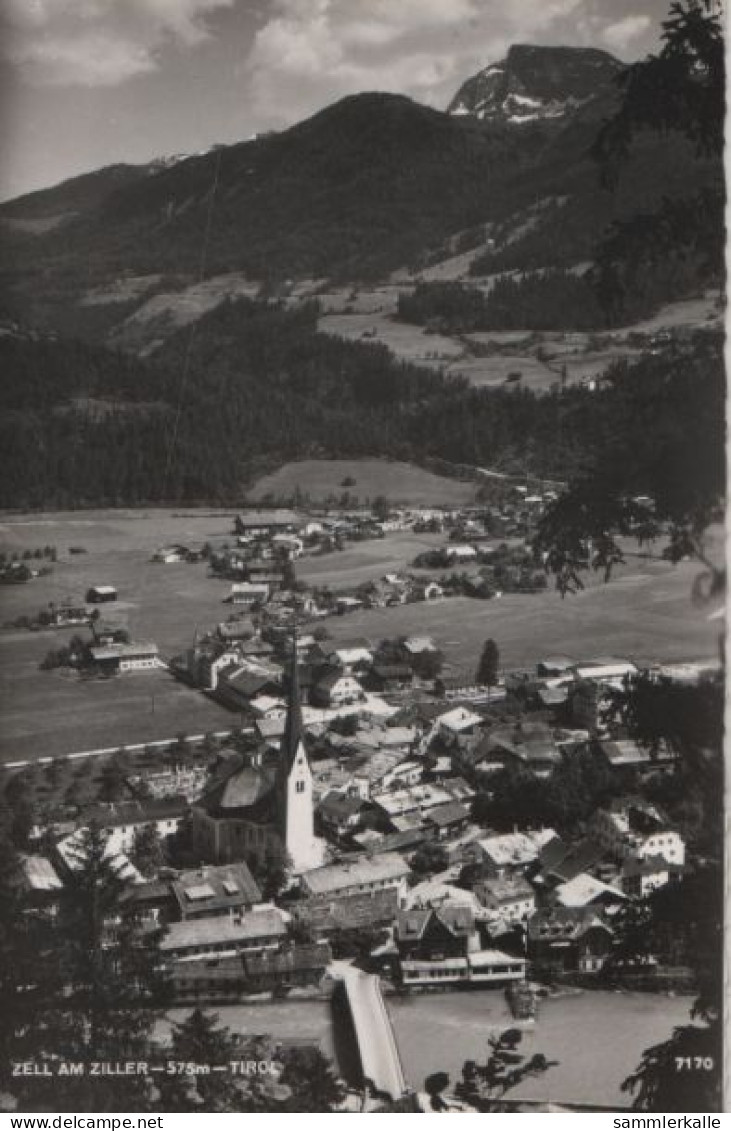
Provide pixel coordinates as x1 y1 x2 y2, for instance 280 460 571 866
399 239 721 334
0 299 723 510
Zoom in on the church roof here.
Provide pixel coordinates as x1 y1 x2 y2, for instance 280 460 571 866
200 758 276 819
219 763 276 810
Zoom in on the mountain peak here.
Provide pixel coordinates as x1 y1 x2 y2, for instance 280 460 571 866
448 43 623 124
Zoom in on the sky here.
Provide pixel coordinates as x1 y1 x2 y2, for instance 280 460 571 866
0 0 671 202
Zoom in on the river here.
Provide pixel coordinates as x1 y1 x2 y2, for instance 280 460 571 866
166 988 692 1108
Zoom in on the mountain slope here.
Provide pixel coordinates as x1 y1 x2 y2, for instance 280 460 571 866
448 44 623 123
0 56 721 345
0 163 161 228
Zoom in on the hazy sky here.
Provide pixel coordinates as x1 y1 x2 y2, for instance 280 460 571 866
0 0 671 202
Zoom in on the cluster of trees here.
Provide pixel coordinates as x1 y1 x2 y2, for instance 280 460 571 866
5 287 723 511
0 823 344 1113
398 271 605 333
470 746 617 835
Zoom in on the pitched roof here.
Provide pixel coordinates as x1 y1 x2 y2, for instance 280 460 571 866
397 904 475 941
161 908 287 951
622 854 684 878
301 852 409 896
554 873 626 908
202 759 276 814
424 801 470 828
528 906 612 942
20 855 63 893
317 791 366 821
477 829 557 867
545 839 607 883
244 942 331 978
294 887 399 932
477 876 534 903
82 797 188 827
171 862 261 914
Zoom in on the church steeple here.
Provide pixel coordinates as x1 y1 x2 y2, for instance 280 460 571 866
280 625 305 777
276 624 316 872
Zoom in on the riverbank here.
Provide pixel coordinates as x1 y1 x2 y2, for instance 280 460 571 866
164 987 692 1109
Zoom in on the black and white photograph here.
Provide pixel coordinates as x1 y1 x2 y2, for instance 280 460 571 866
0 0 725 1116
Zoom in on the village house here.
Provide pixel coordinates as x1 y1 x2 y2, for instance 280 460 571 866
152 544 189 564
197 648 243 691
241 942 331 994
270 532 304 556
249 695 287 720
213 665 282 711
478 721 563 778
374 757 423 792
316 791 371 839
573 657 638 684
372 780 474 830
395 906 526 987
464 829 558 879
227 582 270 607
49 604 89 627
397 636 439 665
291 887 401 942
436 706 484 745
310 669 365 709
445 544 478 564
324 641 374 674
170 862 262 921
18 854 64 916
334 595 364 615
553 872 627 910
620 854 684 898
54 830 143 888
86 585 117 603
363 662 415 693
588 798 685 865
595 738 677 775
535 655 576 679
79 797 188 855
90 640 160 674
528 907 615 976
160 906 288 963
299 852 411 903
423 801 471 841
234 510 301 537
474 876 536 923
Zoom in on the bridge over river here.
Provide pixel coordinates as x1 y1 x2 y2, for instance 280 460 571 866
335 965 407 1102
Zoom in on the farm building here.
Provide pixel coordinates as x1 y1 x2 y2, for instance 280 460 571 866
90 640 160 673
234 510 301 537
86 585 117 603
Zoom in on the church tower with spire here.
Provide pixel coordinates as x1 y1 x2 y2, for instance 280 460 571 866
277 628 317 873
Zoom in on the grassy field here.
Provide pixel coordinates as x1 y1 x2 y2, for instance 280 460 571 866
317 312 460 363
447 354 558 392
0 510 245 761
246 460 477 507
297 531 448 588
0 646 234 764
0 511 719 763
319 552 719 677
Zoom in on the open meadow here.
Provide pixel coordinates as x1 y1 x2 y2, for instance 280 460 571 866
320 551 719 677
0 509 719 763
246 459 477 507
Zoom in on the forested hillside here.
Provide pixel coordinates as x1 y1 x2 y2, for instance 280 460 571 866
0 302 722 510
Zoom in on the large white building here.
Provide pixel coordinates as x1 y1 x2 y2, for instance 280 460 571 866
589 799 685 866
300 852 410 903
